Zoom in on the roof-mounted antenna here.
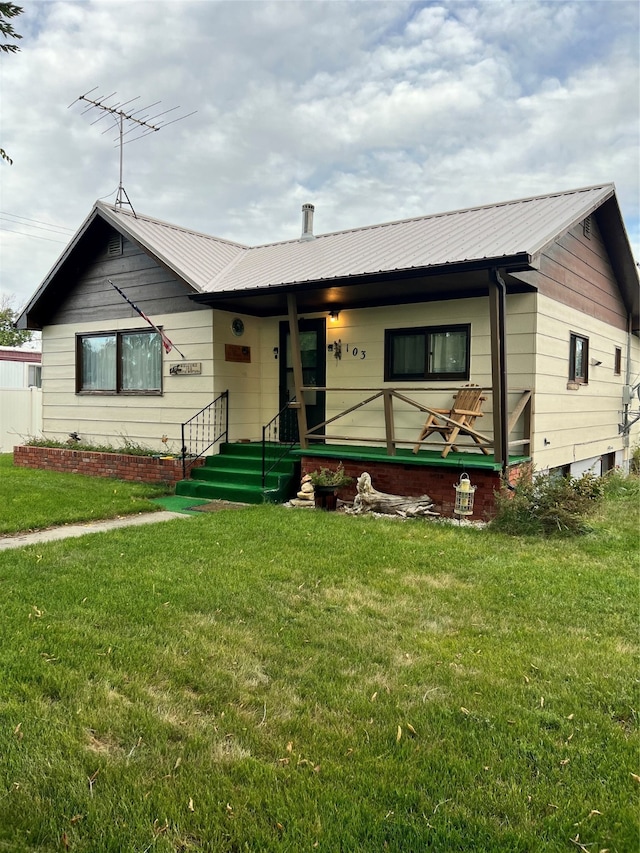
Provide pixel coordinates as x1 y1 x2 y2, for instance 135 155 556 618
69 88 196 214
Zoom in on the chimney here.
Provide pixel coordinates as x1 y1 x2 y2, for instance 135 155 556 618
300 203 315 241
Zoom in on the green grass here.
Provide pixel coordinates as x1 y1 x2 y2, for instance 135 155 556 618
0 462 638 851
0 454 167 535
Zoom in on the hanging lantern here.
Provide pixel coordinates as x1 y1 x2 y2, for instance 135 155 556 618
454 472 476 517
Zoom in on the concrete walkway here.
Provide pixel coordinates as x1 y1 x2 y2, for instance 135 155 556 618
0 511 190 552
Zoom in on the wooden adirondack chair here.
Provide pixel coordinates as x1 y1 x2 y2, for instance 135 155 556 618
413 384 491 458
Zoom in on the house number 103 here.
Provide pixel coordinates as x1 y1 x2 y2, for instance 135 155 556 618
345 344 366 359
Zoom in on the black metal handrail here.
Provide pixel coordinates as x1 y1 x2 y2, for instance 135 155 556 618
181 390 229 478
262 397 298 487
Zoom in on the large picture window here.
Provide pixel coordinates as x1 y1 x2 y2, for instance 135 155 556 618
569 333 589 384
384 325 470 382
76 329 162 394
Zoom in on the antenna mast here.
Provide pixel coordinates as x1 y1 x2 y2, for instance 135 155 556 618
69 88 196 212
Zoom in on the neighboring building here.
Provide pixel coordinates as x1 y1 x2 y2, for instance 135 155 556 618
0 348 43 452
0 347 42 389
15 183 640 505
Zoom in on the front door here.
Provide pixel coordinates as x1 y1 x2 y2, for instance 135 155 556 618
279 318 326 442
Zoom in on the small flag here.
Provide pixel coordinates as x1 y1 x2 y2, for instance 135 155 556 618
107 279 184 357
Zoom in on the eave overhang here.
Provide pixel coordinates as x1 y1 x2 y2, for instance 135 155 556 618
189 253 536 317
595 196 640 333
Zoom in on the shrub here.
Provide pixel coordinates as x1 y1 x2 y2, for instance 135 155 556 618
601 466 640 498
24 435 171 457
491 468 604 536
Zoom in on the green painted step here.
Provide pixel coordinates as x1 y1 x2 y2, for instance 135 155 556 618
175 442 299 505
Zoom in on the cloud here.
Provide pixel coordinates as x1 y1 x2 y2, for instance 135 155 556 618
0 0 638 308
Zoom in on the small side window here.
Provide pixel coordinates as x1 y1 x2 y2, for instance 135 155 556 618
569 333 589 384
614 347 622 376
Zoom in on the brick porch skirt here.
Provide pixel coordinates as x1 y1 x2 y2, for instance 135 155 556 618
301 456 523 520
13 445 203 487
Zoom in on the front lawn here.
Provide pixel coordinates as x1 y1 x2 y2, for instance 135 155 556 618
0 454 166 535
0 466 637 851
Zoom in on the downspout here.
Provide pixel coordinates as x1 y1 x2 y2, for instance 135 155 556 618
490 268 510 476
622 312 632 470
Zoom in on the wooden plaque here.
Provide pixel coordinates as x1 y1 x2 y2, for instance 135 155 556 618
225 344 251 363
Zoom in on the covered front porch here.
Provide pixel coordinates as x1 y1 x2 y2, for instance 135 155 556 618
189 255 537 516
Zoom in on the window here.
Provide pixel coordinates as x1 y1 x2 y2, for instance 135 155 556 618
76 329 162 394
27 364 42 388
385 325 470 382
614 347 622 376
569 333 589 384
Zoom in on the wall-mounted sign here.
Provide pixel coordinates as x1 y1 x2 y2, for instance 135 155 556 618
225 344 251 363
169 362 202 375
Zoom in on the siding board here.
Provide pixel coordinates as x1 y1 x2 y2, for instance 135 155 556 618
51 239 204 326
532 221 628 331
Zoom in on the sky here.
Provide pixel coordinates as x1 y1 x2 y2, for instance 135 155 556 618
1 0 639 310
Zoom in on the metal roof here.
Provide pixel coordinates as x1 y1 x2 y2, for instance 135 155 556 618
99 185 616 294
204 183 616 293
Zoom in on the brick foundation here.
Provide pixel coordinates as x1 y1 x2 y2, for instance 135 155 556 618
13 445 203 487
301 457 523 520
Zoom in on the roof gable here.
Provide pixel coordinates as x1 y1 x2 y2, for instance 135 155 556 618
95 202 248 290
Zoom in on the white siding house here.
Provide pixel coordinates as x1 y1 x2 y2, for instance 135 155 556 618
16 184 639 489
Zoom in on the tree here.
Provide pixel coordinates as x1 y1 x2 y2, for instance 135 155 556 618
0 295 33 347
1 3 23 165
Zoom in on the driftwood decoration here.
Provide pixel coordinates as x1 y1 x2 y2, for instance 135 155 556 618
349 472 439 518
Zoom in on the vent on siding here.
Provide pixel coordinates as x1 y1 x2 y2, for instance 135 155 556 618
107 233 123 256
582 216 591 239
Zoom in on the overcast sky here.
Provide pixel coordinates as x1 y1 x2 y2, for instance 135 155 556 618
1 0 638 310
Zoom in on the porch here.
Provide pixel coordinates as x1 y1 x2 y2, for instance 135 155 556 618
179 383 531 517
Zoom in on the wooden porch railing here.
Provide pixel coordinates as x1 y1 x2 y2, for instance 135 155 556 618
292 386 532 458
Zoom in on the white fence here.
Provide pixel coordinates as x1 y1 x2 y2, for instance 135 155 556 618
0 388 43 453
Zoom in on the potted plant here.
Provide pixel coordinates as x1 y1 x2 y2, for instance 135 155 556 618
309 463 353 510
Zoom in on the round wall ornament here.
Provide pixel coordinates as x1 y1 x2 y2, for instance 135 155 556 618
231 318 245 337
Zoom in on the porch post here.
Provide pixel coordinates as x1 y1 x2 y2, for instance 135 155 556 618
489 270 509 473
287 292 309 449
383 390 396 456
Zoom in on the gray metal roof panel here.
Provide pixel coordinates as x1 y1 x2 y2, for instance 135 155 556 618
203 184 614 293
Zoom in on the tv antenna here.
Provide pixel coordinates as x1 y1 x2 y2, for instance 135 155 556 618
69 87 196 213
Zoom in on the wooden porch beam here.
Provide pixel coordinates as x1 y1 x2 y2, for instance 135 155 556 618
507 389 532 434
287 293 309 449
